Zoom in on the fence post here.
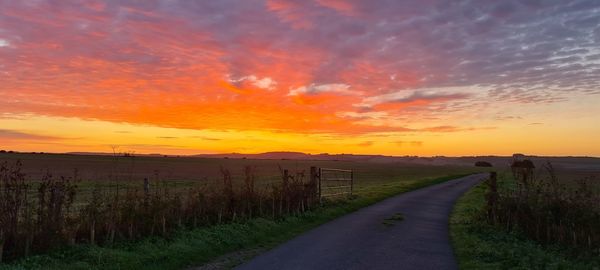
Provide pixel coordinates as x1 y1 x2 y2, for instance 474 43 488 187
318 167 322 204
486 171 498 223
310 166 317 200
143 178 150 195
283 169 289 200
350 170 354 197
0 232 3 263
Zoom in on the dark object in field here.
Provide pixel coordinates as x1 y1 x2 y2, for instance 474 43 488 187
474 161 493 167
485 172 498 222
510 159 535 169
510 159 535 186
143 178 150 194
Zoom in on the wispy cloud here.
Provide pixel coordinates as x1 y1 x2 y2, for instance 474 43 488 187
420 126 496 132
396 141 423 147
288 83 357 96
0 39 9 47
228 75 277 90
189 136 221 141
358 88 472 110
357 141 373 147
0 129 60 141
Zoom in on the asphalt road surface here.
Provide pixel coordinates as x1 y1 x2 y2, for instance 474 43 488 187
236 173 486 270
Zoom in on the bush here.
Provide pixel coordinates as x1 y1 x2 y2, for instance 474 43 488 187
0 161 319 262
451 178 600 269
474 161 492 167
485 163 600 258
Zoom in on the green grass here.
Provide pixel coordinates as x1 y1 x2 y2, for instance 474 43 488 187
1 174 471 270
450 181 600 270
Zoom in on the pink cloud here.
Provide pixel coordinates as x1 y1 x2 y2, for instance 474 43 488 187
314 0 358 16
266 0 314 29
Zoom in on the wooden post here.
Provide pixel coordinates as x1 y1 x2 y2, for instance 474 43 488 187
350 170 354 197
0 232 4 263
283 169 289 189
283 169 289 214
489 171 497 187
310 166 317 202
144 178 150 194
486 171 498 223
318 167 322 204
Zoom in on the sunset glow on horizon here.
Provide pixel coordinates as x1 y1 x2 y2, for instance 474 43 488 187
1 1 599 156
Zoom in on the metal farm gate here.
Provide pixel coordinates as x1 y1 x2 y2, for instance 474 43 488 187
310 166 354 202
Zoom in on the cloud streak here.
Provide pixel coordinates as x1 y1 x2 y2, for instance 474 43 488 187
0 129 60 141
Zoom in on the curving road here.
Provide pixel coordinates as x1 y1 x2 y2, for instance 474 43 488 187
236 174 486 270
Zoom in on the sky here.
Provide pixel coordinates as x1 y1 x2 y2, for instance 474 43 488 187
0 0 599 156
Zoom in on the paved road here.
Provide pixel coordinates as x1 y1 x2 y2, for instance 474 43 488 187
236 174 486 270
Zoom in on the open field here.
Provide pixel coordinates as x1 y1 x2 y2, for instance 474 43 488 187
0 152 484 196
3 152 598 189
1 152 598 269
0 152 483 268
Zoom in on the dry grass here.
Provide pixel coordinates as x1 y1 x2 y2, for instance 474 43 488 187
485 161 600 257
0 160 319 262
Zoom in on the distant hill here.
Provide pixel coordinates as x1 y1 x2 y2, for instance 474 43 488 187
195 151 314 160
191 152 600 171
67 152 120 156
52 151 600 170
194 152 478 166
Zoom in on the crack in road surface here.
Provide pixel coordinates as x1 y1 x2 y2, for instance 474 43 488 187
236 174 486 270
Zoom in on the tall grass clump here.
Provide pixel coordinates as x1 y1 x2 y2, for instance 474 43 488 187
0 161 79 262
0 161 320 262
485 161 600 257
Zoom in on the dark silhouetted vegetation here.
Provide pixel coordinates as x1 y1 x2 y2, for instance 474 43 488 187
474 161 492 167
0 154 476 269
451 175 600 269
0 160 319 262
2 175 469 270
485 163 600 258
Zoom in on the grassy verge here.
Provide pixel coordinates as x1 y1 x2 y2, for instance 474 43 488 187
1 174 470 270
450 181 600 270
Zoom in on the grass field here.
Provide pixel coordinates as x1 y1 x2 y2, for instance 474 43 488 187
0 152 481 269
0 152 478 193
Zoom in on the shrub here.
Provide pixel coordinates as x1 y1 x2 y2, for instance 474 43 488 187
485 163 600 258
0 161 319 262
474 161 492 167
